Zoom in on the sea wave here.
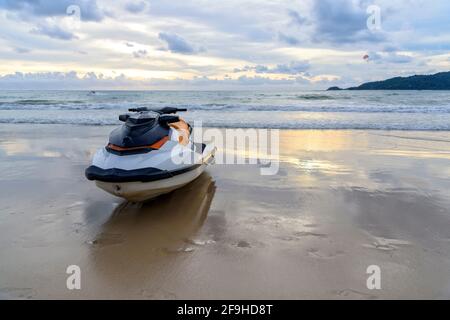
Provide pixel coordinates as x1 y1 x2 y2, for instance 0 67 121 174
0 99 85 105
1 90 450 130
1 117 449 131
0 98 450 114
292 94 341 100
1 101 449 113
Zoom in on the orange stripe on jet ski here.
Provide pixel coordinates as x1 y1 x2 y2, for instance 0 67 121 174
150 135 169 149
107 135 169 151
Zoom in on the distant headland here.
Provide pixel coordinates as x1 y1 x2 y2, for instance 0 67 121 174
327 71 450 90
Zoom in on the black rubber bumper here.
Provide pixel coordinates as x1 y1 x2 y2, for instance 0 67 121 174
85 164 200 183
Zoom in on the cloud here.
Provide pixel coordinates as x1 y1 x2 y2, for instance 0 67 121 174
383 45 398 52
0 71 128 89
0 71 315 90
124 1 147 14
367 51 413 64
158 32 196 54
385 53 413 64
30 23 77 40
278 32 300 45
0 0 105 22
287 9 308 26
132 49 147 58
0 0 449 89
264 61 311 74
311 0 385 44
235 75 308 86
146 1 276 43
14 47 31 54
235 61 310 75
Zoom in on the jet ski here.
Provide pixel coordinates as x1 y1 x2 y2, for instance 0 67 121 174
85 107 215 202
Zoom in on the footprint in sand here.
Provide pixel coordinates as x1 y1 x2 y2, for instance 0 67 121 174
87 233 125 247
278 231 328 242
0 287 36 299
333 288 378 299
363 236 411 252
163 246 195 254
236 240 251 248
71 222 86 234
294 231 328 239
307 248 345 259
139 289 177 299
34 213 57 224
184 238 216 246
67 201 85 209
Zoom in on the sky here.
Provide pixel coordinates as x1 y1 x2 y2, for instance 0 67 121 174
0 0 449 90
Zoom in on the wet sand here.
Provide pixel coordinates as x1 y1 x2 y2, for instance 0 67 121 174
1 124 450 299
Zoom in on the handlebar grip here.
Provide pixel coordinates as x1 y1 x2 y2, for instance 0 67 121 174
128 107 148 112
128 107 187 113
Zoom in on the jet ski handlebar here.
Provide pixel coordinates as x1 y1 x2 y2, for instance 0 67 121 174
128 107 187 114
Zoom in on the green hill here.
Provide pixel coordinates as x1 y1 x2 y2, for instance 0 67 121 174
327 72 450 90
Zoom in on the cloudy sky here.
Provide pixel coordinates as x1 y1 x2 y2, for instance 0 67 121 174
0 0 449 90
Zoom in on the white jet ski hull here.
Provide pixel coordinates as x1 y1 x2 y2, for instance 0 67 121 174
95 162 208 202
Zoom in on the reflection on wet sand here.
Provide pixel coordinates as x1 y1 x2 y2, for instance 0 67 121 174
86 173 216 287
2 125 450 299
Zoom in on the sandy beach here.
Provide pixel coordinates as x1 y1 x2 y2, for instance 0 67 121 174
1 124 450 299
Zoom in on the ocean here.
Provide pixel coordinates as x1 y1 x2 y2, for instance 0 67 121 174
1 90 450 130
